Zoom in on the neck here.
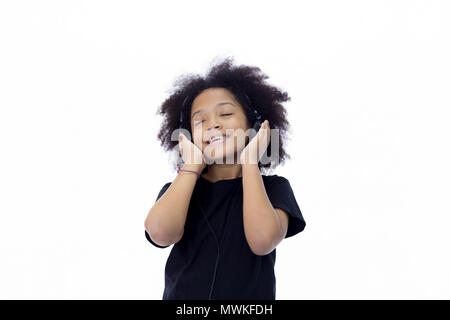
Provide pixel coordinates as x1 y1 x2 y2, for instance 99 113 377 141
201 163 242 183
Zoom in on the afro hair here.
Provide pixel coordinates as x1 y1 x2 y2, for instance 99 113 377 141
156 56 293 174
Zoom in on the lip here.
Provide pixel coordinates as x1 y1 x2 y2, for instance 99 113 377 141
207 134 229 145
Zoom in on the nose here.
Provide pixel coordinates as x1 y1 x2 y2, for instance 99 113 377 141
208 124 220 131
202 120 222 143
206 119 221 131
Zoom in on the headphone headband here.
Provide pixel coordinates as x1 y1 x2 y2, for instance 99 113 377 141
179 95 191 129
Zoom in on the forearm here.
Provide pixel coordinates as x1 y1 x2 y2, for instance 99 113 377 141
242 164 283 254
144 163 201 245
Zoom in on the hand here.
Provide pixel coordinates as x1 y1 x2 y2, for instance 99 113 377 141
239 120 271 165
178 133 207 172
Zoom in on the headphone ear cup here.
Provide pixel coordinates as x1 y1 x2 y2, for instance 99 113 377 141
249 120 262 141
253 120 262 132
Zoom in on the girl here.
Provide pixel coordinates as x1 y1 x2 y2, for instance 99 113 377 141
144 57 306 300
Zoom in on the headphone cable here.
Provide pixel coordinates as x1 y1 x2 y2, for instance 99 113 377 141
193 188 220 300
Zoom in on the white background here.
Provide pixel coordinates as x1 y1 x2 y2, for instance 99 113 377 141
1 0 449 299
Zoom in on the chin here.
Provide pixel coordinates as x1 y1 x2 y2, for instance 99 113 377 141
204 148 239 165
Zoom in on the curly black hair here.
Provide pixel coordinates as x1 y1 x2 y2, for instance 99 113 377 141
156 56 293 174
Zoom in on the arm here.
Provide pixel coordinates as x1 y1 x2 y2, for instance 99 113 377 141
242 163 289 256
144 163 202 247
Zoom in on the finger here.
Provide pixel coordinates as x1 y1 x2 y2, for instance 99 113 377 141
265 124 270 141
258 123 269 139
258 120 268 131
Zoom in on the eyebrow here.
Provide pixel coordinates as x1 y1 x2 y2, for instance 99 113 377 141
191 102 235 119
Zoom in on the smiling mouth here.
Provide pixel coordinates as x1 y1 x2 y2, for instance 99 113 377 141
207 135 230 145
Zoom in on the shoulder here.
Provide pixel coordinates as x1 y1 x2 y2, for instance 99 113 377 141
261 174 296 200
261 174 290 185
162 181 172 188
155 182 172 201
158 182 172 193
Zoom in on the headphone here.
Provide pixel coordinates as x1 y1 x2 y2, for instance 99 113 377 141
178 90 262 300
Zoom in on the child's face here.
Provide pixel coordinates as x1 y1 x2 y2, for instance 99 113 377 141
190 87 251 163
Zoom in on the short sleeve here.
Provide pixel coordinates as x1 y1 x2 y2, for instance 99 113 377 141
144 182 172 248
145 229 170 249
264 175 306 238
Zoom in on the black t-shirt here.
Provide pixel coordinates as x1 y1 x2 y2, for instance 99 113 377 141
144 174 306 300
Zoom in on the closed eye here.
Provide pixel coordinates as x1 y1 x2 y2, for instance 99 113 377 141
194 114 232 126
